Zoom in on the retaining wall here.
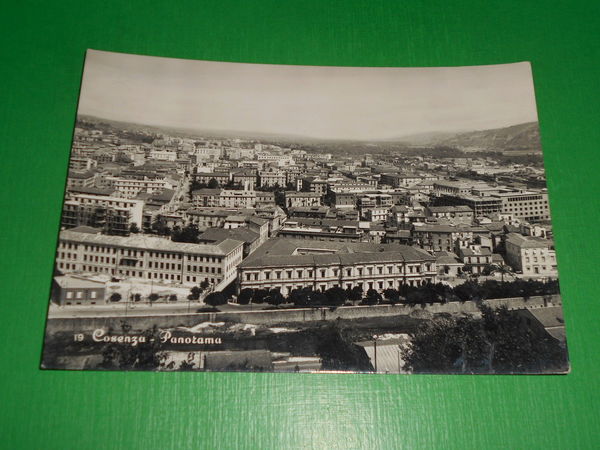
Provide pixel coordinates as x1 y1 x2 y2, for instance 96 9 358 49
45 295 561 333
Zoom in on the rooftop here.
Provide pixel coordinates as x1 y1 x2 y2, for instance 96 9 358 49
505 232 554 249
240 237 435 269
54 275 105 289
59 229 243 255
199 228 259 245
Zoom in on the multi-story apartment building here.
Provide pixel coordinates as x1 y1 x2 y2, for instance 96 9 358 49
104 176 172 198
231 169 258 190
69 157 98 171
284 191 322 208
238 239 437 296
67 170 98 190
504 233 558 278
191 188 268 209
191 171 231 186
258 170 287 188
433 180 486 197
277 220 363 242
435 194 503 217
221 189 258 208
184 207 255 229
330 190 357 208
456 246 493 274
148 150 177 161
301 177 328 196
62 194 144 235
425 205 474 224
191 189 223 207
496 190 550 222
55 229 244 286
411 224 490 252
380 174 427 188
362 207 389 223
194 146 222 162
256 153 294 166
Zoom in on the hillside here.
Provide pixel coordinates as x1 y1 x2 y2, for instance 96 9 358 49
402 122 542 153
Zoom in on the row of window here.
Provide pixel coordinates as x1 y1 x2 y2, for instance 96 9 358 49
244 264 431 281
65 290 98 299
249 278 430 295
59 243 223 263
58 261 223 283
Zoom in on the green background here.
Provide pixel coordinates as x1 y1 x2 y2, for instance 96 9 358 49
1 1 599 448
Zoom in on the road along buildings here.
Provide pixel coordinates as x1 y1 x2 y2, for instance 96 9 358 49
238 238 437 296
55 229 244 287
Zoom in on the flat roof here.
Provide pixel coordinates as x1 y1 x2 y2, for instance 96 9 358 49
59 230 243 255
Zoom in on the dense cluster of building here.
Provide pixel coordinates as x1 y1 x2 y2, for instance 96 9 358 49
52 120 558 305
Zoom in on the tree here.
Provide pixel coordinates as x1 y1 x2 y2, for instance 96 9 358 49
148 293 159 302
252 288 270 304
453 280 481 302
129 223 140 234
109 293 122 303
171 223 200 243
310 291 329 307
346 286 363 302
188 286 202 300
207 178 220 189
402 304 568 374
288 288 312 307
361 289 382 305
204 292 227 306
99 324 166 370
404 288 426 306
169 294 177 302
151 215 171 236
482 264 514 283
238 288 254 305
383 288 400 304
324 287 348 306
200 280 210 290
265 288 285 306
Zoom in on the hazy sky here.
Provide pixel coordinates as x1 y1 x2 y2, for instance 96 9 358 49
78 50 539 140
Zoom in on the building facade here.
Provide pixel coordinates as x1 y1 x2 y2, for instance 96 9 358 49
55 230 244 286
238 240 437 296
505 233 558 278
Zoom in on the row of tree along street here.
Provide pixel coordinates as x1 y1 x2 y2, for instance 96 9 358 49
199 278 560 308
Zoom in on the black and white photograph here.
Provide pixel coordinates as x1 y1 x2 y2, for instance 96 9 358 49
41 50 569 374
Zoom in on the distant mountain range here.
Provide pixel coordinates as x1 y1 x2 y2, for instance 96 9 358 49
398 122 541 152
78 114 541 153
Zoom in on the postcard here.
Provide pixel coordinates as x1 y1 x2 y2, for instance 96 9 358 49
41 50 569 374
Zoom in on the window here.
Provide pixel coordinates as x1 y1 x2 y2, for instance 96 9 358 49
76 291 83 299
66 292 73 299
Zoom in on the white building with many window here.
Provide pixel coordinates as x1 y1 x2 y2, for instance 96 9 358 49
56 230 244 286
504 232 557 278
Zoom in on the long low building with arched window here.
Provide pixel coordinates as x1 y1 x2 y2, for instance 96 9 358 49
238 238 436 296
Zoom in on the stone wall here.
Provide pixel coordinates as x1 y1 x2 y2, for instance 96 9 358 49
45 295 562 333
